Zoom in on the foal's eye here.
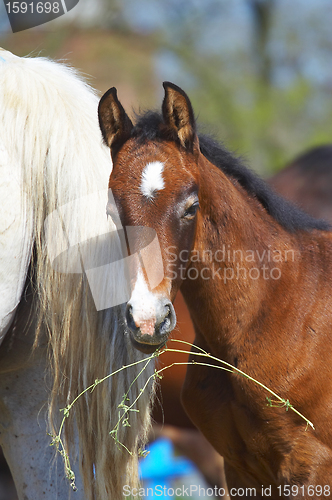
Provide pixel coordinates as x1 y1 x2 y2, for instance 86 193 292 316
182 201 200 220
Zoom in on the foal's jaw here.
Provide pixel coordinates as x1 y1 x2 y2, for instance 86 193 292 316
125 269 176 354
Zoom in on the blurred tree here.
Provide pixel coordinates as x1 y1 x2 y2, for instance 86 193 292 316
98 0 128 31
64 0 332 174
249 0 276 85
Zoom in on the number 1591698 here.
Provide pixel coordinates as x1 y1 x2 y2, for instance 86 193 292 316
277 485 330 497
5 2 60 14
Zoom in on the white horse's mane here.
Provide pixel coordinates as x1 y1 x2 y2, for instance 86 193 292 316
0 50 109 202
0 49 154 500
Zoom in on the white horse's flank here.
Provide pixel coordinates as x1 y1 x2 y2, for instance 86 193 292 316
0 49 154 500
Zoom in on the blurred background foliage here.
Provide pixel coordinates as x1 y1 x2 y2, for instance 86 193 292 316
1 0 332 175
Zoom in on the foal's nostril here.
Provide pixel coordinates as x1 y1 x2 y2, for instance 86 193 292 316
159 306 171 335
126 300 176 342
159 302 176 335
125 304 138 333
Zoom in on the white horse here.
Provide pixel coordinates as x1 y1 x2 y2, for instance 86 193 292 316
0 49 154 500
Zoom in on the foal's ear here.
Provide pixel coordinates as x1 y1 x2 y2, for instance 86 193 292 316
162 82 199 154
98 87 133 158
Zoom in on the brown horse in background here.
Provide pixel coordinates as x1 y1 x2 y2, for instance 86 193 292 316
99 82 332 498
269 145 332 222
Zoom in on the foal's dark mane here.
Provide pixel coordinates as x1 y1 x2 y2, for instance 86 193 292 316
131 111 330 233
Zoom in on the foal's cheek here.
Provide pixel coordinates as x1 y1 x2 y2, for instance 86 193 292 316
163 221 198 297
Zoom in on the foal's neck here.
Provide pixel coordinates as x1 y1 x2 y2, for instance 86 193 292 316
180 156 300 356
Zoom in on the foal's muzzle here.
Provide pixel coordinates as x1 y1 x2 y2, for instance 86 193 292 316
125 300 176 354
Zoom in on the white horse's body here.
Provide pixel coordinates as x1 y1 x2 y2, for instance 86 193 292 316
0 49 154 500
0 135 32 342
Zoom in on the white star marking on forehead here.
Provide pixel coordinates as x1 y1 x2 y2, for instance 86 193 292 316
140 161 165 199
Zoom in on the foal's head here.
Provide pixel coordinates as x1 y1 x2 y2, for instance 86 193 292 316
99 83 201 353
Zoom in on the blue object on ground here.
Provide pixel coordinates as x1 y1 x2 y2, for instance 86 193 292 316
139 437 196 481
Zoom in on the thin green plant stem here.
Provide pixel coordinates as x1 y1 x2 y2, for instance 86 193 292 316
52 336 315 490
162 340 315 430
111 356 156 454
50 351 159 486
113 341 314 432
